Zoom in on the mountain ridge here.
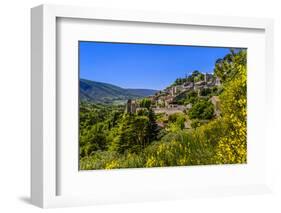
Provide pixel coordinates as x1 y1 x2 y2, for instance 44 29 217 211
80 78 158 103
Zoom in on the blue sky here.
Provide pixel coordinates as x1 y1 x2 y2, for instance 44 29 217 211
79 41 232 90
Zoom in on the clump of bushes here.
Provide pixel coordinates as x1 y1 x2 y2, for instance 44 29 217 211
188 99 214 120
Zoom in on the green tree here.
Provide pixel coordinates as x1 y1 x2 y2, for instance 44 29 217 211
111 114 150 154
139 98 152 109
188 99 214 120
167 113 186 132
79 123 107 157
214 49 246 83
147 109 159 141
200 88 212 96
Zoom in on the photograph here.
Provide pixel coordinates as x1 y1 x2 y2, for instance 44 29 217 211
79 41 247 170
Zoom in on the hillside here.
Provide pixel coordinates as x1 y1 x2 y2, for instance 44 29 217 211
80 79 158 103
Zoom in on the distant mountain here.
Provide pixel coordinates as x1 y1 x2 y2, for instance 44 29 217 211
80 79 158 104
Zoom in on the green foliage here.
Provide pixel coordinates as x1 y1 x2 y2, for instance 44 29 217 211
136 108 149 116
79 103 124 157
214 49 247 83
172 70 204 86
139 98 152 109
110 114 150 154
185 91 199 104
80 121 226 170
147 109 159 141
190 70 204 82
190 119 201 128
211 86 223 96
79 123 107 157
174 90 198 105
110 108 158 154
174 78 186 86
188 99 214 120
194 74 204 82
200 88 212 96
80 151 121 170
215 65 247 164
167 113 186 131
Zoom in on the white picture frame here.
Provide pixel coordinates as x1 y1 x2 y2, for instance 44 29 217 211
31 4 274 208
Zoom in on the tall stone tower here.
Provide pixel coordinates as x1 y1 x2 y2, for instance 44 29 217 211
125 99 132 113
125 99 136 114
171 86 177 97
131 100 136 113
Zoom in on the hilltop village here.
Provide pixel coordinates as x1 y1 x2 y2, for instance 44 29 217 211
126 71 221 114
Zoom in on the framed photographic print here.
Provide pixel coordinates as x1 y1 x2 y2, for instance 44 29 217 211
78 41 246 170
31 4 274 208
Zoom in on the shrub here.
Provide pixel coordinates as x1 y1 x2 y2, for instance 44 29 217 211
200 88 212 96
188 99 214 120
214 65 247 164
